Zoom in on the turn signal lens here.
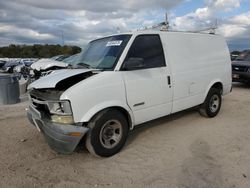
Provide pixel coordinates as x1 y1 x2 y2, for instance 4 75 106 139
51 115 74 124
68 132 82 137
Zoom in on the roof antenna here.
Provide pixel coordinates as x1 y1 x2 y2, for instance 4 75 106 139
138 12 170 31
209 19 218 34
191 19 218 34
160 13 169 31
165 13 170 30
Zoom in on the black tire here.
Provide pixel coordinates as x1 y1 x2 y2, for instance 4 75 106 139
86 109 129 157
199 88 222 118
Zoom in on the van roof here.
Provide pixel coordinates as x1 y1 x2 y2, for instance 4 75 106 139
108 29 220 37
89 30 222 44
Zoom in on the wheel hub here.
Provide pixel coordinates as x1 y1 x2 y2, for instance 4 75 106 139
100 120 122 149
209 94 219 113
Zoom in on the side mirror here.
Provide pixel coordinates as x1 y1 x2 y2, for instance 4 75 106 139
122 57 145 71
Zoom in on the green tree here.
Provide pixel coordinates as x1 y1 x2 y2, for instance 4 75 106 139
0 44 81 58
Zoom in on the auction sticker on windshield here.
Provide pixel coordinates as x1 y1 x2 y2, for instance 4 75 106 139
106 40 123 47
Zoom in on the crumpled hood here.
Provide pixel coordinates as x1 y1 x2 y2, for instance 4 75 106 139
28 69 94 90
30 59 68 71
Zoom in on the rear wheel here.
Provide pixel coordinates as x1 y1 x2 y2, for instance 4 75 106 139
86 109 129 157
199 88 222 117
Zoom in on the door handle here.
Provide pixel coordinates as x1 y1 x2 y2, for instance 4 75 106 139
167 76 171 85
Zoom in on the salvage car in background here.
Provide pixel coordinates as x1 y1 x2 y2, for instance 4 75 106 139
12 59 37 79
63 53 80 66
2 59 22 73
0 60 6 69
20 59 37 67
50 55 70 61
232 50 250 84
27 31 232 157
3 58 37 73
30 55 71 79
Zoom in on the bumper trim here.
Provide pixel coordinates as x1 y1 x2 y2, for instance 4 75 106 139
27 108 89 154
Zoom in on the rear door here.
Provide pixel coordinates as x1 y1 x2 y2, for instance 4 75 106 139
121 34 173 125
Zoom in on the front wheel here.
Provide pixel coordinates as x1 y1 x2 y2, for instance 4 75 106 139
199 88 222 118
86 109 129 157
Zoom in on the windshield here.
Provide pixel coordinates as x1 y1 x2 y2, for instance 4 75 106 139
50 55 61 60
75 35 131 70
235 51 250 61
51 55 69 61
63 53 80 65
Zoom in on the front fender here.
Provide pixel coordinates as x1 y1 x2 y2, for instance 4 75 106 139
79 100 135 129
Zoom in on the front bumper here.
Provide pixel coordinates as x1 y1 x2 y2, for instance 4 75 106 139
27 105 89 154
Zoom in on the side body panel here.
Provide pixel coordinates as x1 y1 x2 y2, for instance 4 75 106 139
163 32 231 113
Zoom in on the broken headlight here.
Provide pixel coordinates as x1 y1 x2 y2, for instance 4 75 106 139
51 115 74 125
47 101 74 124
47 100 72 115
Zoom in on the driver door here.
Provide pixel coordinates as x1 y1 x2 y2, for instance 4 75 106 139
121 34 173 125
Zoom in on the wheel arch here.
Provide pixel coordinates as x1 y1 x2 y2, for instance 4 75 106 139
108 106 133 130
211 82 223 94
80 102 134 130
204 80 223 102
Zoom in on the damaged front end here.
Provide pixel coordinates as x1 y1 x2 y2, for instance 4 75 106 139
30 58 69 80
27 69 96 154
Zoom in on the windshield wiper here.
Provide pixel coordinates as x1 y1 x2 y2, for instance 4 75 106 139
76 63 92 69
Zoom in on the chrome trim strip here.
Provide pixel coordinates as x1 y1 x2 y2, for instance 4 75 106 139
133 102 145 107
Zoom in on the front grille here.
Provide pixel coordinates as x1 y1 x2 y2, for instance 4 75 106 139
29 94 49 114
29 89 62 117
232 65 249 72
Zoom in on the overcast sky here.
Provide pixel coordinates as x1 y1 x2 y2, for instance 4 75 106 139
0 0 249 50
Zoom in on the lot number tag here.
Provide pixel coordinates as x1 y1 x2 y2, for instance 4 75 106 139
106 40 123 47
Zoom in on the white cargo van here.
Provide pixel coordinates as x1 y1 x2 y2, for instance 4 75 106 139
27 30 232 157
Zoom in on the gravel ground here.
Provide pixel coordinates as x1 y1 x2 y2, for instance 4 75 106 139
0 83 250 188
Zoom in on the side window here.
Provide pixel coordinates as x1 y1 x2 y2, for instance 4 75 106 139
123 35 165 70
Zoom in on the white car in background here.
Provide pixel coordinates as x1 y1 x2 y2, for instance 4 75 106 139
30 55 73 79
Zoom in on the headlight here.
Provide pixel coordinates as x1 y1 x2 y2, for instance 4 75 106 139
51 115 74 124
47 101 72 115
47 101 74 124
13 66 21 73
